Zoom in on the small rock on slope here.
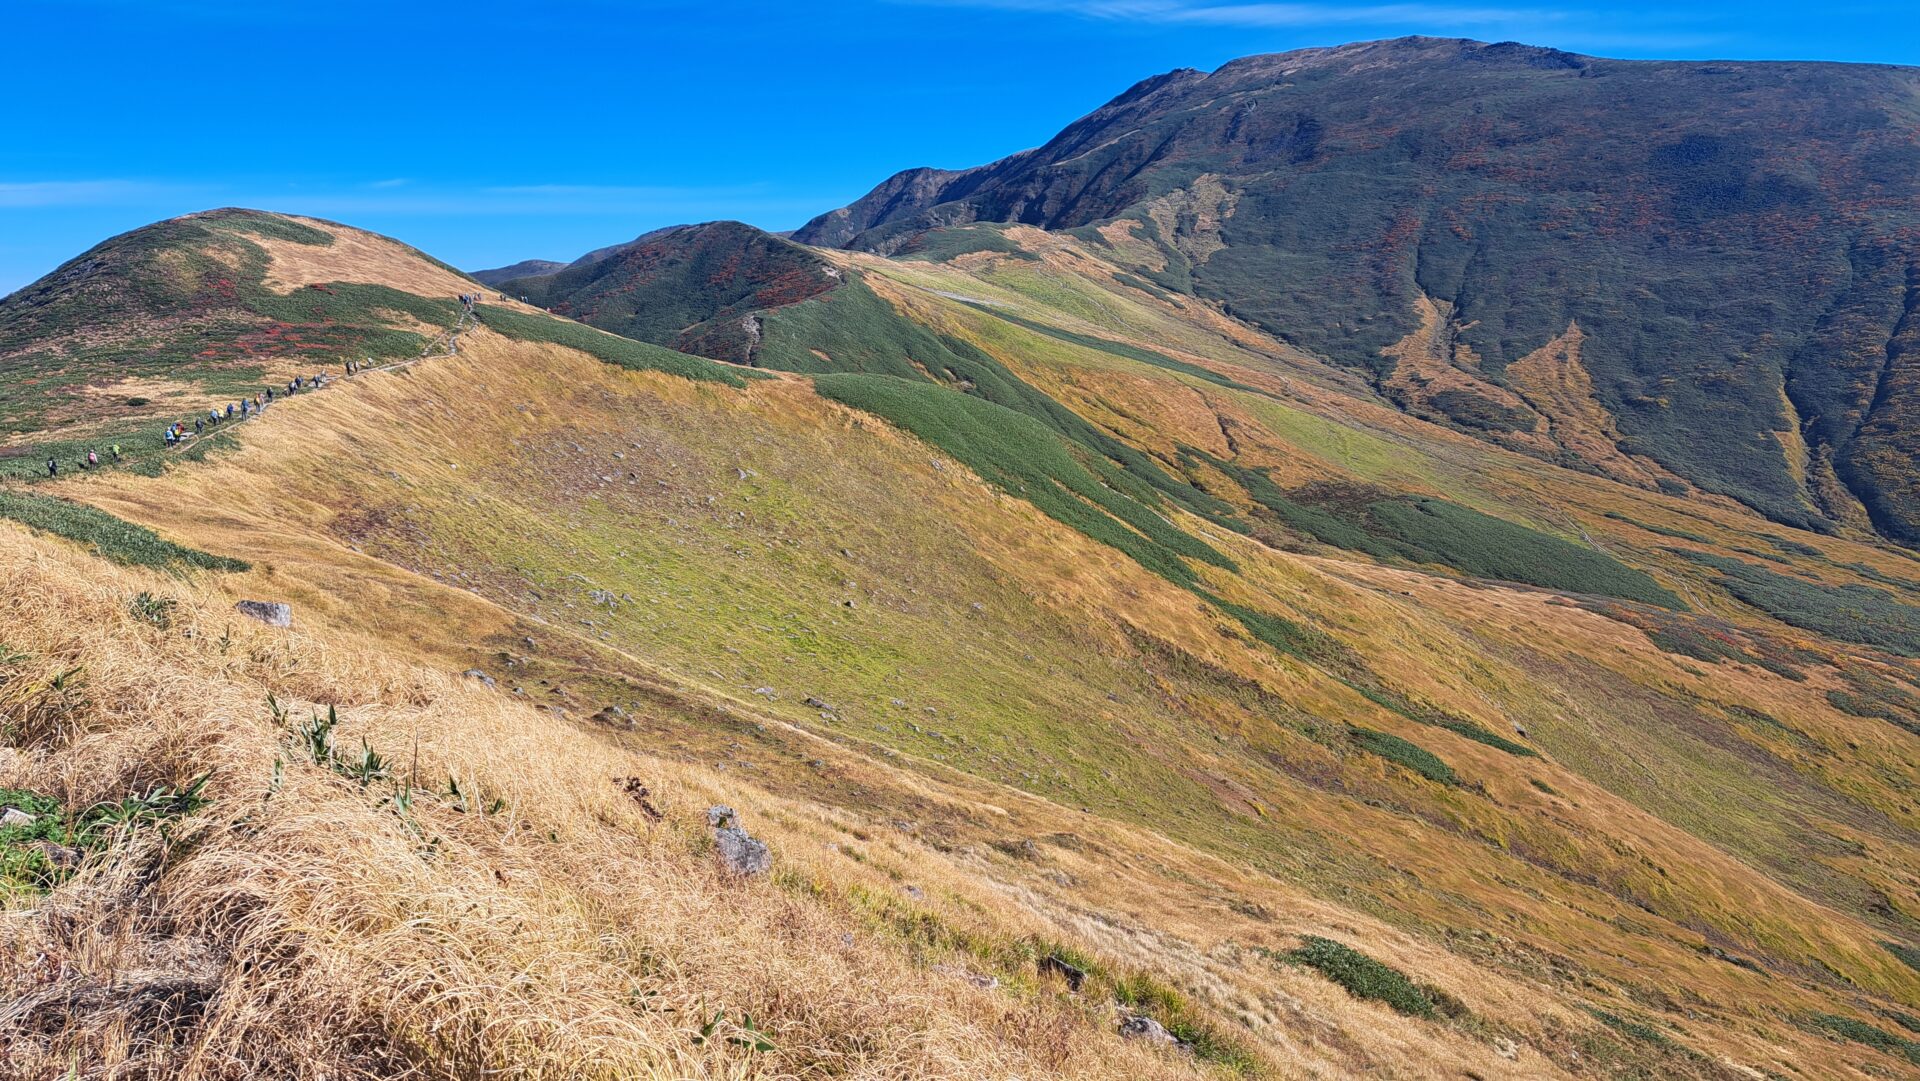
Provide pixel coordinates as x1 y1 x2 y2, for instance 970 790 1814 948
707 805 771 876
234 600 291 628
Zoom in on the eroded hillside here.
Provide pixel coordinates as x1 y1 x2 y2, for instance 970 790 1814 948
1 211 1917 1080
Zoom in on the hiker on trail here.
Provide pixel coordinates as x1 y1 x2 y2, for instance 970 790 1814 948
110 445 120 461
46 457 57 476
195 419 204 435
225 403 234 418
266 387 274 402
86 450 98 469
163 430 175 447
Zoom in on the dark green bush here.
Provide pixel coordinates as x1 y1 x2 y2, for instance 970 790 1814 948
1347 726 1458 785
1285 936 1437 1017
474 305 754 386
0 491 248 572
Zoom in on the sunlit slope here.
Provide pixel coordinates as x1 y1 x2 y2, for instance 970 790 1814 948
4 210 1918 1077
67 327 1920 1076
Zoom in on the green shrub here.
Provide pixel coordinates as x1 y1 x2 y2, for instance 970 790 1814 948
1884 941 1920 976
1285 936 1437 1017
901 224 1038 262
0 490 248 572
1677 551 1920 655
128 591 177 628
0 777 208 896
813 373 1230 588
474 305 754 386
1588 1007 1673 1046
1810 1013 1920 1064
1191 454 1680 607
1347 726 1458 785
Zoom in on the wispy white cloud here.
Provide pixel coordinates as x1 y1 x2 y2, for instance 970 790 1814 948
901 0 1560 28
893 0 1727 49
0 180 196 207
0 177 831 218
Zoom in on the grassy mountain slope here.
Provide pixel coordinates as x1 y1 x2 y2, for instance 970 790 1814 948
2 211 1918 1080
497 221 842 362
470 258 565 285
797 37 1920 548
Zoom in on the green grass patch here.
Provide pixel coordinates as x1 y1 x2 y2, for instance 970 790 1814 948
813 373 1229 588
1587 1007 1673 1046
0 490 248 571
1191 453 1679 607
1675 551 1920 655
961 301 1269 397
899 224 1039 263
1347 725 1459 785
1886 941 1920 975
1 778 208 897
475 305 756 386
1810 1014 1920 1065
762 279 1243 533
1282 936 1438 1017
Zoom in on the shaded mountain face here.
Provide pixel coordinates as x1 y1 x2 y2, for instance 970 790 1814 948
471 259 565 285
496 221 840 360
796 36 1920 546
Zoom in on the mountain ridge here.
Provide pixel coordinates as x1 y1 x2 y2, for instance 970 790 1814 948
5 58 1920 1078
796 36 1920 548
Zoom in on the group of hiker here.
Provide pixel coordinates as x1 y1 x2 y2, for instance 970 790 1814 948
33 289 486 480
44 446 120 477
159 371 339 449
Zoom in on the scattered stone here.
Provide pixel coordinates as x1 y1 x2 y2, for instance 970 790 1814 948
1494 1037 1519 1060
234 600 291 628
593 704 633 727
752 686 777 699
707 806 771 877
1038 953 1086 992
903 884 925 901
803 695 834 711
1119 1015 1176 1044
462 669 496 688
31 842 82 869
0 808 35 828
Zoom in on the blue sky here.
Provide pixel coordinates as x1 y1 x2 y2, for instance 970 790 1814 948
2 0 1915 292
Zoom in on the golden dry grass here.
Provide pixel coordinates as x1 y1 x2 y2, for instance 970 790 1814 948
8 218 1920 1080
0 526 1242 1081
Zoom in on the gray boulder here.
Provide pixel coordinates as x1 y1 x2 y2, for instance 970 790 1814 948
1119 1015 1176 1044
706 805 771 877
234 600 291 628
462 669 496 688
0 808 35 828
